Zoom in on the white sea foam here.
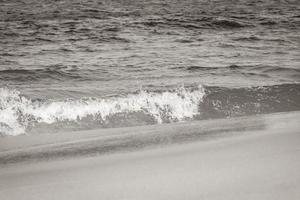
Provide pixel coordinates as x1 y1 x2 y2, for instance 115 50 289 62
0 85 205 136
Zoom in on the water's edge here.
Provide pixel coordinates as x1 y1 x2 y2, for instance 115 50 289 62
1 111 299 165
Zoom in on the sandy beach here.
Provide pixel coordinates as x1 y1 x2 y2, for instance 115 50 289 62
1 0 300 199
0 111 299 200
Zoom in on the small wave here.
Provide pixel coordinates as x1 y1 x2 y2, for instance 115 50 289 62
0 85 205 136
259 20 277 26
200 84 300 119
186 64 300 74
0 66 83 82
212 18 248 28
186 65 247 72
174 38 194 43
186 66 219 71
232 36 261 42
261 66 300 74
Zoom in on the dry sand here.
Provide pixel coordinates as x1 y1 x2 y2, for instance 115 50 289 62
0 112 300 200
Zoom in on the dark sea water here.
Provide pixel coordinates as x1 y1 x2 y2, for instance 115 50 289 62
0 0 300 135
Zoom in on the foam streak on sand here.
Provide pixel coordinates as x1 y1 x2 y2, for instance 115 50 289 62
0 111 299 165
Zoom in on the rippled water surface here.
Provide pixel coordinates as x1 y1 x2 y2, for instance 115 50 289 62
0 0 300 135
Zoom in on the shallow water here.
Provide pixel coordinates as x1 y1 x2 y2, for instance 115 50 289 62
0 0 300 135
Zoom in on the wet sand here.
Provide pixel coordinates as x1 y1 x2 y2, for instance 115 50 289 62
0 112 300 200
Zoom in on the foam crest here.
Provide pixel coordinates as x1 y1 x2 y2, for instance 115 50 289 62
0 88 32 136
0 86 205 136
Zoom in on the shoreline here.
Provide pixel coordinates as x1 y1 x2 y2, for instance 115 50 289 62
0 111 299 165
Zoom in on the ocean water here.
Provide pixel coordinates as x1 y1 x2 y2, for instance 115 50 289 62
0 0 299 135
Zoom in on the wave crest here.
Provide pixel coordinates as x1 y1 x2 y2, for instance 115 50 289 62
0 86 205 136
2 84 299 136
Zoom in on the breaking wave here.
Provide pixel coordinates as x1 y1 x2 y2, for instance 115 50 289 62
1 83 300 136
0 85 205 136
